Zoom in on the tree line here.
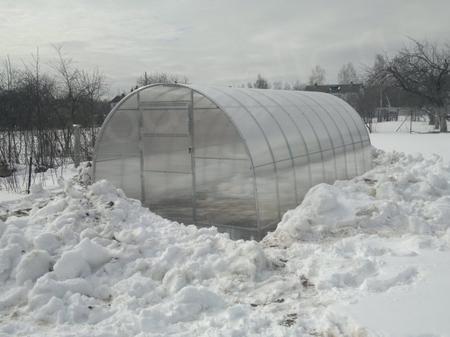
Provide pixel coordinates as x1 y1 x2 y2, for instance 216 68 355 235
0 47 109 178
1 37 448 182
244 39 450 132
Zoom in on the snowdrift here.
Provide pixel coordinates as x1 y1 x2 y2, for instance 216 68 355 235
1 149 450 336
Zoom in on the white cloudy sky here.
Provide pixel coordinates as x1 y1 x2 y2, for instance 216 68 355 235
1 0 449 94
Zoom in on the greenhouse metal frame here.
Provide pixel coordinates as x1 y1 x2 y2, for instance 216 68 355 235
93 84 371 239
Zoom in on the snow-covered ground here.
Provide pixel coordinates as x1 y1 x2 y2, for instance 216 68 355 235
370 118 450 162
0 123 450 336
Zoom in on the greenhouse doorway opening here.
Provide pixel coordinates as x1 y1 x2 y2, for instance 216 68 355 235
140 100 195 226
93 84 372 240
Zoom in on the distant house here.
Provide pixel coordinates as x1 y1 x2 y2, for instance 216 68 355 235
304 83 364 98
109 94 126 109
304 83 364 113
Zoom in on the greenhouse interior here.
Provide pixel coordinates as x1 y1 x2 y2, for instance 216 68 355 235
93 84 372 239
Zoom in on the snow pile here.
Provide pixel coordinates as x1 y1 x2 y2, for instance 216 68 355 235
1 150 450 336
0 179 279 336
268 150 450 244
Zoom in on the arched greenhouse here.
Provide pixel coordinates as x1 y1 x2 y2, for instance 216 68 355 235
93 84 371 239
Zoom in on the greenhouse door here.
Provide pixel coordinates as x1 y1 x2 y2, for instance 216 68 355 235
141 101 195 224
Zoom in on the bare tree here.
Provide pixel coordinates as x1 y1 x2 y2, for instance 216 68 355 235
53 46 85 125
292 80 304 91
0 49 109 190
366 54 389 85
382 39 450 132
338 62 359 84
308 65 326 85
136 72 188 86
253 74 270 89
272 81 283 90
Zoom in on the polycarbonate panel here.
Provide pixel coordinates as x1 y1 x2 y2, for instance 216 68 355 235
319 94 361 177
193 92 217 109
193 107 248 159
118 94 138 110
363 140 372 171
254 164 279 228
305 93 356 179
327 95 365 143
142 107 189 134
198 87 275 166
95 156 141 199
218 107 273 166
339 99 370 142
139 86 191 104
292 93 342 181
317 96 355 145
192 94 257 229
342 103 371 172
250 90 309 158
144 171 193 224
227 89 290 162
275 159 297 212
275 92 328 181
308 100 349 179
97 109 140 157
308 152 325 186
243 89 304 205
294 155 313 197
326 94 371 173
287 95 333 150
194 158 257 228
139 90 194 225
143 136 191 173
298 93 345 147
283 104 321 153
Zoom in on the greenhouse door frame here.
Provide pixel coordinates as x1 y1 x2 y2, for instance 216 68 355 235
139 98 196 224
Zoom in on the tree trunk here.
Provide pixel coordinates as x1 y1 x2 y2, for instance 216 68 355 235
434 112 440 130
428 113 435 125
438 106 447 132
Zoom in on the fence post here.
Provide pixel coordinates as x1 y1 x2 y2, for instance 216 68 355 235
27 155 32 194
410 109 413 133
73 124 81 168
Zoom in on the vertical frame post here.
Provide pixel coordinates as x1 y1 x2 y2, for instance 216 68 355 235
137 92 146 203
189 89 197 224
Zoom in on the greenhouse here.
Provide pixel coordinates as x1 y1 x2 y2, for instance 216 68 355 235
93 84 371 239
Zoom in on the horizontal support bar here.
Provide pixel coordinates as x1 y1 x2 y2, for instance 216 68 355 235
194 156 249 161
142 133 189 137
139 100 190 106
143 169 191 175
95 154 140 162
140 107 189 111
253 141 367 168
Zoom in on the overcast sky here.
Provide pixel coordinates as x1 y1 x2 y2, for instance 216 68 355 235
1 0 449 95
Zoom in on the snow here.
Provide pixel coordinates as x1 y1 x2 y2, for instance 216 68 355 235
371 133 450 162
53 238 113 280
370 118 450 162
0 190 22 203
0 163 79 199
15 250 52 284
0 124 449 336
335 250 450 337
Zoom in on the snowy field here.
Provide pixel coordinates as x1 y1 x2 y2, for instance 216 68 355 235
0 122 450 336
371 118 450 162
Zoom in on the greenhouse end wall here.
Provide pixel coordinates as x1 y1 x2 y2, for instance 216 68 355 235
93 84 372 239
